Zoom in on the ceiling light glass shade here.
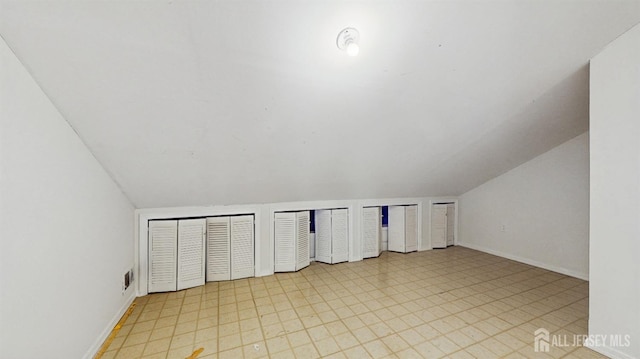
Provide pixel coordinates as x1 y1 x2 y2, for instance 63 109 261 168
337 27 360 56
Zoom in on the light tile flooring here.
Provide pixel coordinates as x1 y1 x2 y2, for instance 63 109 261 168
101 247 606 358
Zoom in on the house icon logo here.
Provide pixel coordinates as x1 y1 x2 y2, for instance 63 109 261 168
534 328 550 352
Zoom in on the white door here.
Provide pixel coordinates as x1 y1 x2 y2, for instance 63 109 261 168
446 204 455 246
177 219 206 291
274 212 296 272
331 209 349 264
362 207 381 258
206 217 231 281
315 210 332 264
405 205 418 252
388 206 406 252
296 211 311 270
431 204 448 249
148 220 178 293
231 215 254 280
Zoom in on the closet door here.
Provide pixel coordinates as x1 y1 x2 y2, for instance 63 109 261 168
405 205 418 252
296 211 311 270
446 204 455 246
331 209 349 263
388 206 406 252
362 207 381 258
148 220 178 293
177 219 206 291
431 204 448 249
315 210 332 264
231 215 254 280
206 217 231 281
274 212 296 272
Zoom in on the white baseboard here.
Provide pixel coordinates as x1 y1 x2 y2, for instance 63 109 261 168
83 291 137 359
458 242 589 281
586 344 637 359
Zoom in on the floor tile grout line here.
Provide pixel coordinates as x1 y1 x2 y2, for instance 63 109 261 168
110 248 601 359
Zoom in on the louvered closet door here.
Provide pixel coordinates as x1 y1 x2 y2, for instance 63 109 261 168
446 204 455 246
206 217 231 281
405 205 418 252
296 211 310 270
231 215 254 280
148 220 178 293
177 219 206 291
388 206 406 252
331 209 349 264
315 210 332 264
362 207 381 258
274 212 296 272
431 204 448 249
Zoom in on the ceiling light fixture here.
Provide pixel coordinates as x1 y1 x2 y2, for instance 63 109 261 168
336 27 360 56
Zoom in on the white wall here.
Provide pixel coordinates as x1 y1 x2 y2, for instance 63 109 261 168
0 38 135 358
458 132 590 280
589 23 640 359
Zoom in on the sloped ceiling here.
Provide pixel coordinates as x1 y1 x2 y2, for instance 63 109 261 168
1 1 639 208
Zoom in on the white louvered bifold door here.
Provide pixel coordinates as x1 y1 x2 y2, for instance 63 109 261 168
431 204 448 249
405 205 418 252
296 211 310 270
331 209 349 264
231 215 254 280
315 210 332 264
177 219 206 291
362 207 381 258
206 217 231 281
388 206 406 252
446 204 455 246
148 220 178 293
274 212 296 272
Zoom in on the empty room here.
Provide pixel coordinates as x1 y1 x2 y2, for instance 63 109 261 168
1 1 639 358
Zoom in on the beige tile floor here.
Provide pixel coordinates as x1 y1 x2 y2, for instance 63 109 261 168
100 247 606 358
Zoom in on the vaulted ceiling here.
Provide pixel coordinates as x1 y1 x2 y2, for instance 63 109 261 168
1 0 639 208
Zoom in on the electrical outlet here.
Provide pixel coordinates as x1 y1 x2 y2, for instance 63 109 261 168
501 224 507 232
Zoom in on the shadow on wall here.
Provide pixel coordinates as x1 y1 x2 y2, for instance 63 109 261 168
423 64 590 196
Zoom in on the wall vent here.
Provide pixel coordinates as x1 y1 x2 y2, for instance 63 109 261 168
123 269 134 293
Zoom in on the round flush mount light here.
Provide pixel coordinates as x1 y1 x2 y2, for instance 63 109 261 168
336 27 360 56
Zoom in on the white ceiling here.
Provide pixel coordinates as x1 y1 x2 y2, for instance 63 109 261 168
1 1 639 208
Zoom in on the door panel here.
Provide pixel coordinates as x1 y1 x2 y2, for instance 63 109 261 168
231 215 254 280
446 204 455 246
388 206 406 252
331 209 349 264
206 217 231 281
405 205 418 252
149 220 178 293
177 219 206 291
296 211 311 270
363 207 381 258
431 204 448 249
274 212 296 272
315 210 332 264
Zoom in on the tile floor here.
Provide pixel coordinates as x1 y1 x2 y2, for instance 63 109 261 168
100 247 606 358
